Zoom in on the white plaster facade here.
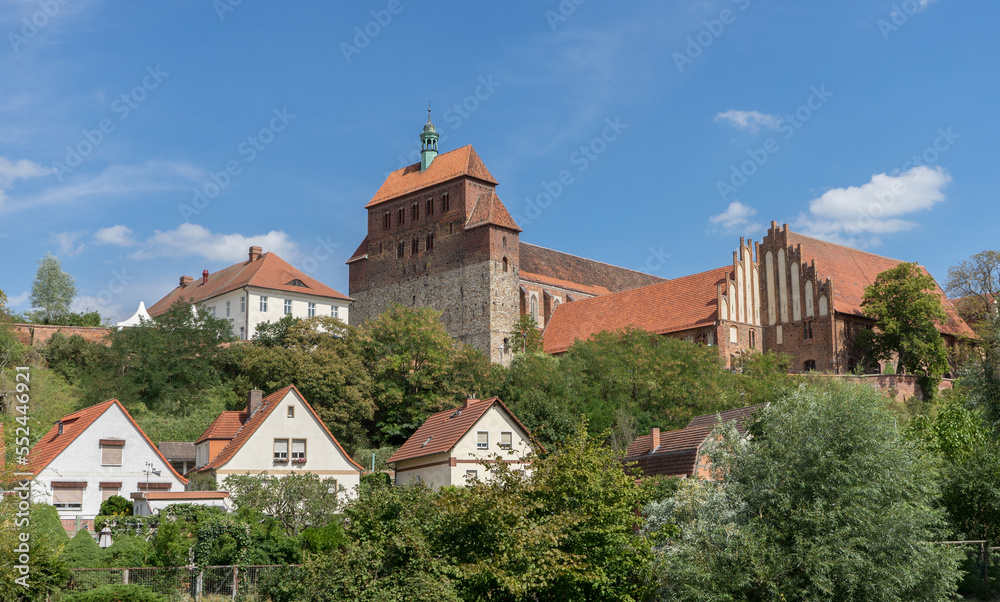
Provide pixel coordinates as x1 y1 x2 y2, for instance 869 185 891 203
32 403 186 517
200 388 362 499
394 404 536 488
199 287 350 341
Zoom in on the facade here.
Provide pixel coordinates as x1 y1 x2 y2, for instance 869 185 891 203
191 386 363 498
348 117 663 363
27 399 188 518
388 397 539 488
134 491 232 516
149 246 351 340
623 404 766 478
757 222 973 374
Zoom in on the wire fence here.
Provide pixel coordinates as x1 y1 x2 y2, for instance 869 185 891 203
66 565 302 600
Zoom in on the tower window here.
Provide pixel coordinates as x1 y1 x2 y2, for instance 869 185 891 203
398 207 405 226
749 330 756 348
397 241 405 259
412 203 419 221
441 193 450 212
804 360 816 372
427 198 434 215
530 295 538 321
502 236 507 248
411 238 419 255
426 233 435 251
383 212 390 230
803 320 814 340
502 257 508 272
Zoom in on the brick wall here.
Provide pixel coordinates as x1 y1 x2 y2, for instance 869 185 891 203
804 373 953 403
12 324 111 346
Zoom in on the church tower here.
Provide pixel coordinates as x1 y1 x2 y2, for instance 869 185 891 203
347 115 522 363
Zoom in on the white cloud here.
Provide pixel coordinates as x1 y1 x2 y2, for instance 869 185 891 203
709 201 763 236
94 225 137 247
7 291 29 309
50 230 87 257
129 224 300 262
715 110 780 134
794 165 951 246
0 156 53 205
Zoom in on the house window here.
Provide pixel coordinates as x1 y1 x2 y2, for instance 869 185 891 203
210 306 216 317
226 301 231 317
502 257 508 272
426 198 434 216
426 233 434 251
292 439 306 463
398 207 405 226
287 405 295 418
307 302 316 317
284 299 292 315
100 439 124 466
441 193 450 212
804 360 817 372
332 306 339 319
411 238 419 255
397 241 405 259
273 439 288 462
803 320 814 340
383 211 391 230
477 431 488 450
100 482 121 502
239 326 245 340
240 296 245 313
260 296 268 312
500 432 512 449
465 470 478 481
52 483 85 511
412 203 419 221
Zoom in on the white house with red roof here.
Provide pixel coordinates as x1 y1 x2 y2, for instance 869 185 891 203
388 397 540 488
191 386 363 497
148 246 352 340
27 399 188 520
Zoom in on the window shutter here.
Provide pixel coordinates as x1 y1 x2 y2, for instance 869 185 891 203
53 487 84 505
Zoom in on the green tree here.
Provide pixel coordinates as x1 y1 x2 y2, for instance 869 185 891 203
857 261 950 399
647 383 962 601
499 352 577 450
63 529 105 568
99 495 133 517
947 249 1000 329
0 502 70 601
509 313 544 353
0 288 25 371
223 472 343 535
29 253 77 324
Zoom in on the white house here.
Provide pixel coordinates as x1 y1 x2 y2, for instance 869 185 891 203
191 386 363 498
388 397 540 488
134 491 233 516
147 246 352 340
27 399 188 518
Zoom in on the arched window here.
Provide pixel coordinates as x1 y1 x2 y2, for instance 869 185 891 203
426 233 434 251
397 241 404 259
502 236 507 248
530 295 538 320
502 257 508 272
411 238 419 255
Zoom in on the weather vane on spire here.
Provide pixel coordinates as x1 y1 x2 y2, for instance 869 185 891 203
427 99 432 120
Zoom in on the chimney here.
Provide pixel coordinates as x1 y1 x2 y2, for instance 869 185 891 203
249 246 262 261
180 276 193 287
463 396 474 409
247 389 264 416
650 428 660 452
201 270 209 285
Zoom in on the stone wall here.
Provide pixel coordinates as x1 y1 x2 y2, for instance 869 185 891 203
12 324 111 347
804 373 953 403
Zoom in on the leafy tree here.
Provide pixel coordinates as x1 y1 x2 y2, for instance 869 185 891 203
99 495 133 517
509 313 544 353
947 249 1000 329
223 472 343 535
499 352 577 450
252 314 302 347
0 288 25 371
857 261 950 399
647 382 962 601
63 529 104 568
29 253 77 324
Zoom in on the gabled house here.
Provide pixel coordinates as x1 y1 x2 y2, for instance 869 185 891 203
28 400 188 519
191 386 363 497
623 404 767 479
388 397 540 487
148 245 352 341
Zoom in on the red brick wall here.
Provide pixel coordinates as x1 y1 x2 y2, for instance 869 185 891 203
804 373 953 403
12 324 111 346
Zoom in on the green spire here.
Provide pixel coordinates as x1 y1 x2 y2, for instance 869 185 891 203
420 105 438 171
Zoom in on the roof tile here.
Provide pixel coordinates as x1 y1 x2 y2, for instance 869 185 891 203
366 146 497 208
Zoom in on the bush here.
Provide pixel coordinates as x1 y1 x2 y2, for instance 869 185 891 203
99 495 133 517
60 584 167 602
63 530 104 569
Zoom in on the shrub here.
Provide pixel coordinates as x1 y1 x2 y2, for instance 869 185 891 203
99 495 133 517
60 584 167 602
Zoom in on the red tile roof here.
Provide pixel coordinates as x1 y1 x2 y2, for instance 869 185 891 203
387 397 539 464
346 236 369 264
542 266 731 354
145 491 230 500
148 252 350 316
366 146 498 208
465 191 522 232
28 399 188 484
195 410 247 444
519 271 612 297
786 231 973 337
195 385 362 472
521 243 666 295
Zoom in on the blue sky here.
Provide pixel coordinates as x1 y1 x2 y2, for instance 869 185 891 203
1 0 996 321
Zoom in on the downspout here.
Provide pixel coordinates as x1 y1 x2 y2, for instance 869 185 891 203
242 286 250 340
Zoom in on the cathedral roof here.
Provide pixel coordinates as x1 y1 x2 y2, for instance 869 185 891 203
366 145 497 208
520 243 666 295
542 266 731 354
465 191 522 232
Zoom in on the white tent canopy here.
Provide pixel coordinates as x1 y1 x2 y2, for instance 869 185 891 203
117 301 152 327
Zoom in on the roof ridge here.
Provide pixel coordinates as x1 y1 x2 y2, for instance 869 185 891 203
520 242 663 280
787 229 910 266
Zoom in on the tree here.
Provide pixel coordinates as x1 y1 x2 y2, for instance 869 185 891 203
63 529 105 569
646 382 962 601
223 473 343 535
947 249 1000 329
99 495 133 517
0 288 25 371
857 262 950 399
29 253 77 323
509 313 544 353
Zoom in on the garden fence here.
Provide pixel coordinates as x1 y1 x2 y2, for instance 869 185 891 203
66 564 302 600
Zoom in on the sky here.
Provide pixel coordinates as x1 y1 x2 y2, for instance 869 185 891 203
0 0 996 322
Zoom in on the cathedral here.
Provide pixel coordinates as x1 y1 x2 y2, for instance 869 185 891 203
349 116 971 372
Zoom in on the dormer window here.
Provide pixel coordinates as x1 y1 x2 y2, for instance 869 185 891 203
287 279 307 288
57 422 63 435
422 436 433 447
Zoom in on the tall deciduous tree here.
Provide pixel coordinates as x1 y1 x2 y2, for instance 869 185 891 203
947 249 1000 329
509 313 544 353
29 253 76 323
857 261 950 398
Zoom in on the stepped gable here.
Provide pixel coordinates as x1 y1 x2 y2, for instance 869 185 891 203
366 145 497 208
786 230 973 337
520 243 666 295
465 190 522 232
542 266 731 354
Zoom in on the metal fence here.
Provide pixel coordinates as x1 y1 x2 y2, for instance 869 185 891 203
66 565 302 600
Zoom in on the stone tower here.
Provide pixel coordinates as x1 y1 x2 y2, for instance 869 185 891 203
347 114 522 363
